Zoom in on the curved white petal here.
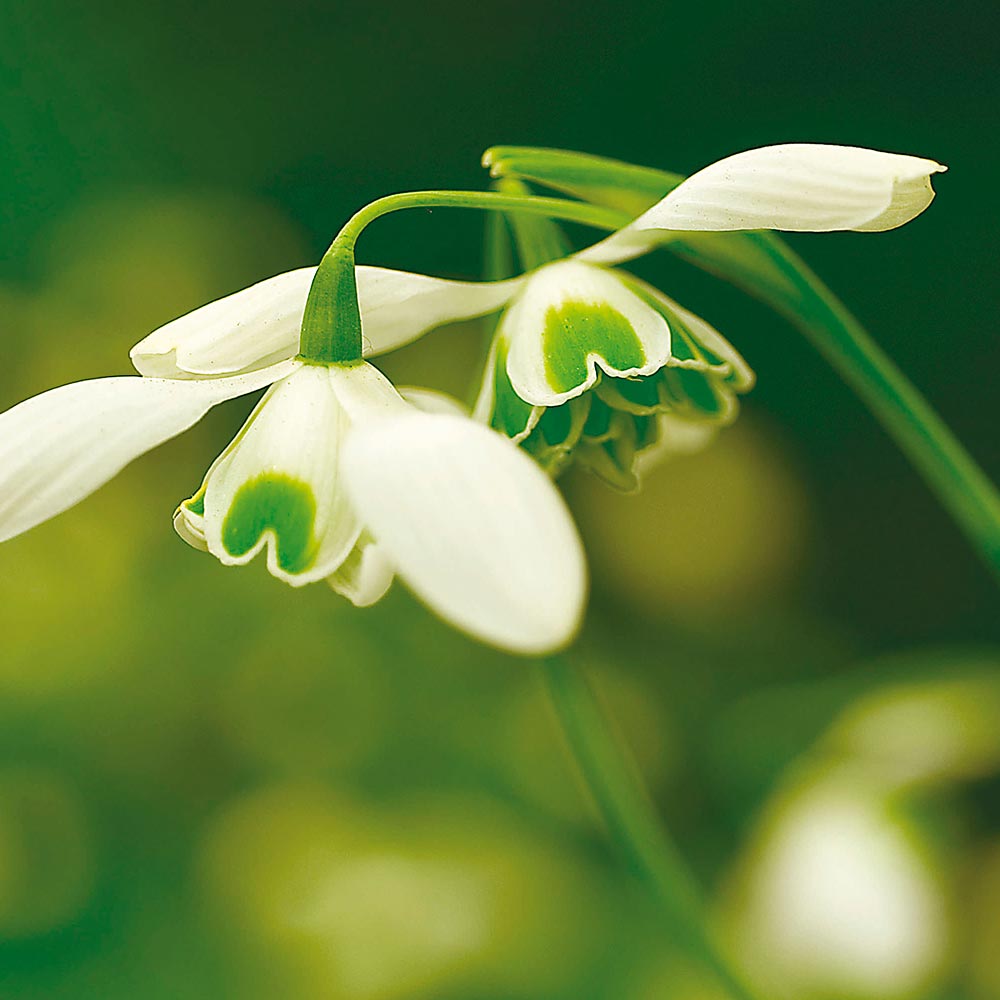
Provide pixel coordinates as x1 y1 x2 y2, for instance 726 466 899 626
356 268 521 357
326 537 395 607
503 260 671 407
326 360 411 423
131 268 316 378
634 144 946 233
0 362 295 544
343 412 587 654
575 227 665 267
131 267 521 379
173 500 208 552
203 365 361 586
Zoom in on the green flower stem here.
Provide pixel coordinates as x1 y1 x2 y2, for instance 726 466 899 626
297 191 631 364
540 655 761 1000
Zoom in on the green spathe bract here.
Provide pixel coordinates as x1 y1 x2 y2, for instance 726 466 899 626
542 300 646 395
222 473 318 575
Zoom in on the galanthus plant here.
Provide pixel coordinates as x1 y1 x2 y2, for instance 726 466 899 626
2 140 992 1000
0 270 586 655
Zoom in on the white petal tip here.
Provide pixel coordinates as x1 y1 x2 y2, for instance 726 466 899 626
634 143 948 234
343 412 588 655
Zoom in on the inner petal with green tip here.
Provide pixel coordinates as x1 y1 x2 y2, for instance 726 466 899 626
486 337 537 441
501 260 671 407
221 473 319 575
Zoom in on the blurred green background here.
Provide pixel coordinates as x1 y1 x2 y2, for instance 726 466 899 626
1 1 998 997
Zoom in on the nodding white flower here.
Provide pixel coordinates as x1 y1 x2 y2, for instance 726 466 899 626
470 142 943 486
471 259 753 491
0 269 586 655
578 143 947 265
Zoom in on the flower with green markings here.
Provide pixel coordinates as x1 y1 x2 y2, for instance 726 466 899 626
472 258 754 490
473 142 945 486
0 269 586 655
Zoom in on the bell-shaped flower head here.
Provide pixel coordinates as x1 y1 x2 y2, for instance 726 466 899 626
174 360 587 654
473 259 754 490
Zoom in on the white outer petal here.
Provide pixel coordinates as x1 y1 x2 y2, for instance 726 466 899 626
131 267 521 379
0 361 296 544
633 144 946 233
356 269 521 356
343 412 587 655
203 365 361 586
575 227 665 267
503 260 671 406
130 269 316 378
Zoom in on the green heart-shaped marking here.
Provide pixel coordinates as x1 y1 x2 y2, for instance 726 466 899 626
222 474 318 574
542 301 646 394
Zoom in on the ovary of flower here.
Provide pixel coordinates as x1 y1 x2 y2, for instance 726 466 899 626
0 277 586 654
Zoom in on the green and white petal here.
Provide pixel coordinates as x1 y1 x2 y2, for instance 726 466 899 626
472 336 540 442
632 281 755 391
633 144 947 234
502 260 671 407
173 381 283 553
343 412 587 655
326 536 394 608
174 494 207 551
203 365 361 586
131 267 521 379
0 362 295 544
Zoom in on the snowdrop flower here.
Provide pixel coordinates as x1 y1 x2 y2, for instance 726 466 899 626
471 259 753 490
470 142 943 486
0 267 586 655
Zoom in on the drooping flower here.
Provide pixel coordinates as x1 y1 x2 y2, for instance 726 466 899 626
474 142 944 485
472 259 754 490
171 358 586 652
0 270 586 655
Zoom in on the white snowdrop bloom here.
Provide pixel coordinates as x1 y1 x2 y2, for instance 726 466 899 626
0 270 586 655
175 360 586 654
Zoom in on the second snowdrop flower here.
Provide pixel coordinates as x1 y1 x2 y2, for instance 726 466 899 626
474 258 754 489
